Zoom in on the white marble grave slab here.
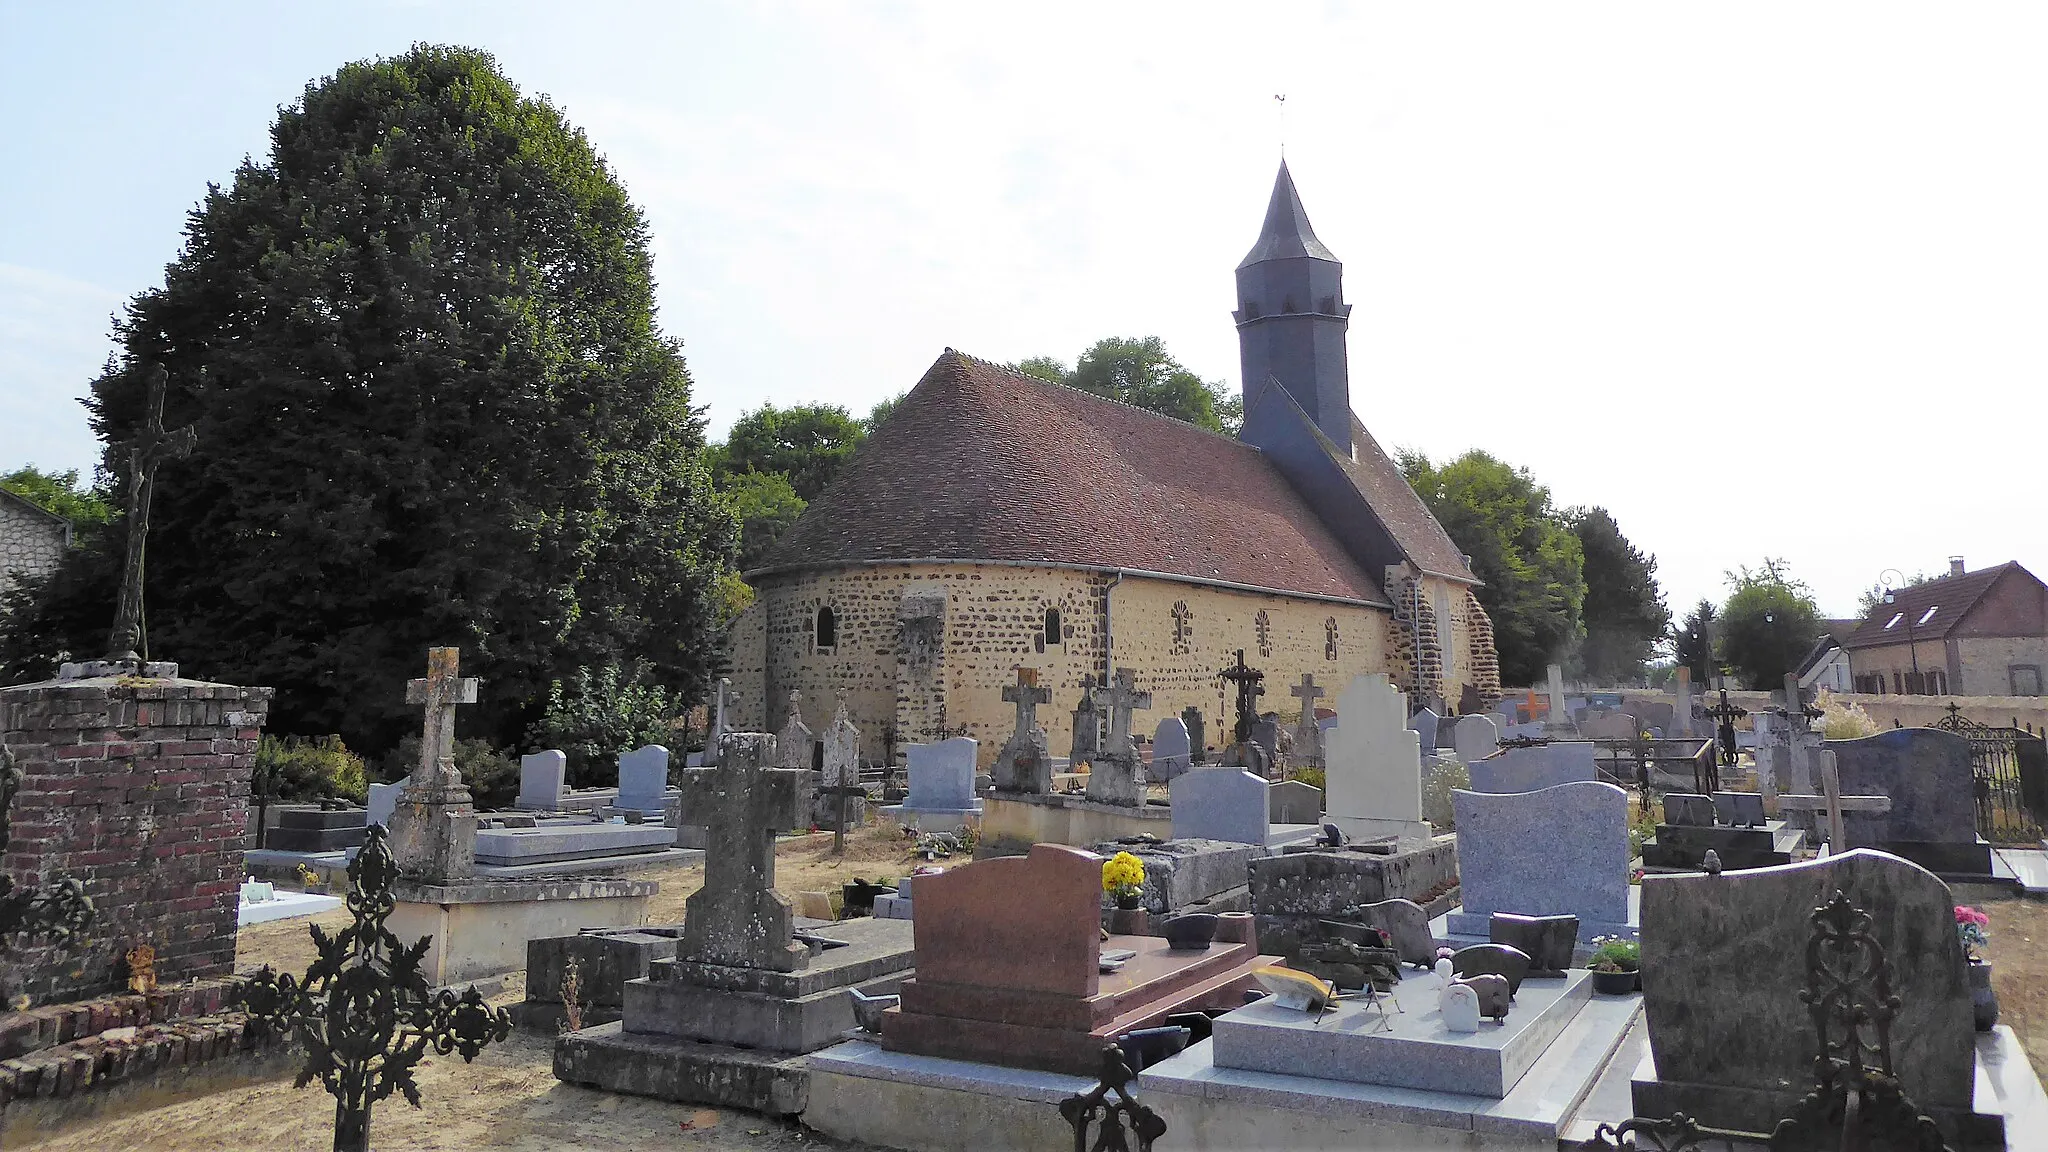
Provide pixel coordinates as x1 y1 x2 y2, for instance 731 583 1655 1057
1325 675 1431 840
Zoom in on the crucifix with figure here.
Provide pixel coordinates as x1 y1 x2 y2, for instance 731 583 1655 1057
674 732 813 972
1777 751 1891 853
106 365 197 664
389 647 482 881
1221 650 1266 747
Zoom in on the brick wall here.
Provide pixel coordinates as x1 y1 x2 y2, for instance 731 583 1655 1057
0 677 272 1006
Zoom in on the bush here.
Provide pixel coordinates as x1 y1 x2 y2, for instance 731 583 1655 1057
380 736 520 811
1421 759 1469 831
1291 766 1326 792
525 663 681 788
255 735 368 804
1815 690 1879 740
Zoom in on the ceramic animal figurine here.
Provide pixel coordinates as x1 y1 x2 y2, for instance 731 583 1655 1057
1461 972 1511 1022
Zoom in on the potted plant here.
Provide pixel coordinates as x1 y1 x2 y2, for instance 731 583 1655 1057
1957 905 1996 1031
1103 851 1150 935
1587 935 1640 995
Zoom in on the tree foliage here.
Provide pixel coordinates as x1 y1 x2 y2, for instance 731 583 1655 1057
713 403 867 504
1717 559 1824 689
1566 507 1670 683
0 466 114 527
723 470 806 571
1672 599 1718 685
1010 337 1242 434
1399 450 1585 687
0 45 733 756
524 662 680 787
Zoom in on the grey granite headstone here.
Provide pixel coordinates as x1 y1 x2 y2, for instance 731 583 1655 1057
616 744 670 811
1268 779 1323 825
1635 849 1975 1135
1711 791 1765 828
1829 728 1976 846
1407 708 1441 753
1448 780 1632 939
1352 898 1436 968
1663 793 1716 827
1150 717 1193 783
1466 742 1598 794
1620 699 1674 734
517 750 567 811
1488 912 1577 975
1450 714 1499 763
904 737 979 811
1170 768 1269 846
1583 712 1641 741
1249 718 1281 766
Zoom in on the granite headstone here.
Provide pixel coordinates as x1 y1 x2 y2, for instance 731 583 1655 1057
1150 717 1193 783
1268 779 1323 825
1829 727 1988 874
1466 742 1599 795
1448 780 1632 939
1450 714 1499 763
905 737 980 812
1663 793 1716 827
1169 767 1269 846
616 744 670 812
517 749 567 811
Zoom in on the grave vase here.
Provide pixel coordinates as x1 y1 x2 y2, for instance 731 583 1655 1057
1108 907 1150 936
1590 968 1638 996
1969 960 1999 1032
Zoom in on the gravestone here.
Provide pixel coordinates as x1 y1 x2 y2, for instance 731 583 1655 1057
1248 717 1281 767
1170 767 1269 846
1466 742 1598 794
1323 674 1431 840
1583 712 1641 741
904 737 980 813
1289 674 1325 770
820 699 864 833
367 778 409 827
1448 780 1632 940
1407 708 1441 753
1711 791 1765 828
517 749 568 811
1351 898 1436 968
993 667 1053 793
387 647 480 882
1150 716 1193 782
1458 683 1486 718
1663 793 1716 827
1450 714 1498 763
1070 683 1102 765
1181 706 1207 764
1546 664 1568 730
673 732 811 972
1619 699 1674 734
1085 668 1152 807
1488 912 1577 975
775 693 815 771
1634 849 1980 1138
1828 728 1989 874
1268 779 1323 825
616 744 671 812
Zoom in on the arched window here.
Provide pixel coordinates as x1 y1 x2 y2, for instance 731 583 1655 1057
814 605 837 653
1045 607 1062 647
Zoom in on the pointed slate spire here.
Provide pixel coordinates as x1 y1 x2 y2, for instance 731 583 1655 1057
1238 161 1338 268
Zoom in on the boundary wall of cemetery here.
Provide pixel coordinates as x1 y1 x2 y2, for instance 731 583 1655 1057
1562 686 2048 733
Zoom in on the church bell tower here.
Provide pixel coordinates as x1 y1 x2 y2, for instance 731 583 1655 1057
1233 162 1353 453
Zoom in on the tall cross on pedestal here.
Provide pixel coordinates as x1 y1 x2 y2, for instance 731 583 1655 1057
1290 673 1323 718
1003 667 1052 735
1778 751 1892 853
673 732 813 972
1099 667 1153 758
1221 650 1266 745
106 366 197 663
406 647 478 778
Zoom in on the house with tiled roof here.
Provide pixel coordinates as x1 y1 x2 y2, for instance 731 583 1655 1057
1842 559 2048 697
723 164 1499 762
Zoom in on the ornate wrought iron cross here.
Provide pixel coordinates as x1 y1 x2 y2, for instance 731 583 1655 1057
106 366 197 664
1220 650 1266 746
240 824 512 1152
1703 690 1747 768
0 744 94 966
1059 1046 1168 1152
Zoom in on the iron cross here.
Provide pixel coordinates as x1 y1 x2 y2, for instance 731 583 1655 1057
1221 650 1266 744
105 366 197 663
405 647 478 775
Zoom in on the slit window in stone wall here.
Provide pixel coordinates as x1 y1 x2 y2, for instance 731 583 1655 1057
1171 600 1192 656
1045 607 1062 647
1255 610 1273 658
1324 617 1339 661
814 605 837 653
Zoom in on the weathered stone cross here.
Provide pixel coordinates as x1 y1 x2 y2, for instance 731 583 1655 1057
1290 673 1323 716
1777 751 1891 853
674 732 813 972
106 365 198 663
1099 667 1153 758
406 647 478 777
1002 667 1052 735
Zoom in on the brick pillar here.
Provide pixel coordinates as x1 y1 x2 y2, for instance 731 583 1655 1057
0 671 271 1006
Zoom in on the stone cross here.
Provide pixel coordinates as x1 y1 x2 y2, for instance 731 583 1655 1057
994 668 1054 795
1070 679 1103 763
1099 667 1153 760
822 698 862 851
1290 673 1325 768
1778 751 1892 853
106 365 197 663
706 677 731 758
1221 650 1266 745
673 732 812 972
776 691 815 770
407 647 479 778
1002 667 1052 735
390 647 481 881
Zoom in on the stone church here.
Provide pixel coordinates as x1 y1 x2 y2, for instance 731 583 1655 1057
725 163 1500 764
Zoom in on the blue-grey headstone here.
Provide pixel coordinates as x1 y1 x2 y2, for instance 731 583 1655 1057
1451 781 1631 936
1150 717 1193 782
366 778 409 827
1466 742 1598 794
1451 715 1499 763
1268 779 1323 825
1250 718 1281 763
1829 728 1976 846
1711 791 1765 828
1170 768 1270 846
517 749 567 811
905 737 979 811
1663 793 1716 827
616 744 670 811
1407 708 1441 753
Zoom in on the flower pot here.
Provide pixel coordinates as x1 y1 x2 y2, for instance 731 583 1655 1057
1969 960 1999 1032
1214 912 1255 944
1108 907 1149 936
1590 969 1638 996
1161 913 1219 951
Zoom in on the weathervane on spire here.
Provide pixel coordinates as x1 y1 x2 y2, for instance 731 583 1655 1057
1274 93 1287 155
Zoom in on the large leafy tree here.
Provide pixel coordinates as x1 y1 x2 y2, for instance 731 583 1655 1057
714 403 867 504
1717 559 1824 689
1011 337 1242 434
724 470 806 571
1399 450 1585 686
1672 599 1718 685
1 466 114 527
1566 507 1670 683
3 45 734 755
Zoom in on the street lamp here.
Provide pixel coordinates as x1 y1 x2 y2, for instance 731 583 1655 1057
1879 569 1922 694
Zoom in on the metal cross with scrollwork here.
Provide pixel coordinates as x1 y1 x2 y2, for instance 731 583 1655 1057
240 824 512 1152
1703 691 1747 768
1059 1046 1168 1152
105 365 197 664
1220 650 1266 746
0 744 94 970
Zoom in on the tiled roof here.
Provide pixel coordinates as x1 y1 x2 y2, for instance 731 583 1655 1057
1840 563 2019 649
754 350 1392 605
1334 414 1479 583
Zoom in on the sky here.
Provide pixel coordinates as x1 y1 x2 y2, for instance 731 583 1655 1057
4 3 2044 621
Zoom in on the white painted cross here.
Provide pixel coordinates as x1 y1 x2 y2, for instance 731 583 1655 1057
1776 751 1891 852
